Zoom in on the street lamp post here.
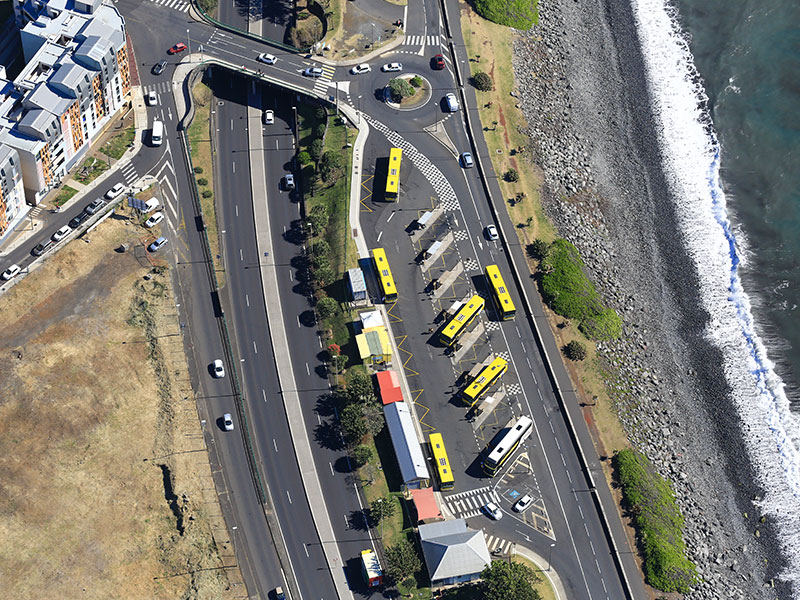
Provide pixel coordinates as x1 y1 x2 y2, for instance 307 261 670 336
547 543 555 571
371 23 375 48
186 29 192 58
358 95 362 125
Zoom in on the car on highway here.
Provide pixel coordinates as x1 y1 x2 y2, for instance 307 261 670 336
283 173 295 190
513 494 533 513
31 239 53 257
1 264 21 280
212 359 225 378
444 92 459 112
68 211 90 229
152 60 167 75
485 224 499 241
84 199 104 215
381 62 402 72
52 225 71 242
432 54 446 70
145 212 164 228
303 67 323 78
483 502 502 520
263 109 274 125
257 53 277 65
223 413 234 431
350 63 371 75
105 183 124 199
460 152 474 168
146 90 157 105
168 42 187 54
148 236 168 252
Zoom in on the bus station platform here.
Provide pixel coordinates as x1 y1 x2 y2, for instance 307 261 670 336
452 322 486 363
420 231 454 273
432 261 463 299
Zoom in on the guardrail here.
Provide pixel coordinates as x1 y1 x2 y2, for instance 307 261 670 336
437 0 637 597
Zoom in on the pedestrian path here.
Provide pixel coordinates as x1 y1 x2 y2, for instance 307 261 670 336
312 65 337 96
144 0 190 12
442 486 499 519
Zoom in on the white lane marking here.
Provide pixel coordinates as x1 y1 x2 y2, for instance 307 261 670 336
230 119 234 130
235 204 239 217
306 362 310 375
232 161 236 174
262 389 267 402
377 231 383 242
273 439 278 452
331 463 335 476
287 490 292 504
289 270 293 281
387 212 395 222
246 293 250 307
303 543 309 557
253 340 258 354
239 248 243 261
297 315 301 328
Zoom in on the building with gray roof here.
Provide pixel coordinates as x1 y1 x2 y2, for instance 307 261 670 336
418 519 491 588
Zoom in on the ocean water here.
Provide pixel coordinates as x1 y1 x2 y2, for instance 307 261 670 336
629 0 800 588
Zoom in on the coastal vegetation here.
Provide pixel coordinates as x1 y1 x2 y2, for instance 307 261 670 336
473 0 538 30
537 238 622 340
613 449 698 593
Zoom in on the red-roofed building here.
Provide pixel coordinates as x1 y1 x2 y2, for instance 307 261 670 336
375 369 403 405
410 488 443 524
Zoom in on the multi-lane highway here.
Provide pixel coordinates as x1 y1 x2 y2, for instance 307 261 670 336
0 0 647 597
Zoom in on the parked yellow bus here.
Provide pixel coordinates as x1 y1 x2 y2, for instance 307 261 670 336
385 148 402 200
428 433 455 491
439 295 485 346
485 264 516 320
371 248 397 302
461 356 508 407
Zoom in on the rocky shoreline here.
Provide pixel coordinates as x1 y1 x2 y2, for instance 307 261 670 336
511 0 787 597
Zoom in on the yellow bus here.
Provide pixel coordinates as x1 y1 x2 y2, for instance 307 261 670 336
439 295 485 346
428 433 455 491
485 264 516 321
371 248 397 302
461 356 508 407
385 148 402 201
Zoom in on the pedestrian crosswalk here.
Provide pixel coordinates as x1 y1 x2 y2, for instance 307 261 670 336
442 486 500 519
484 533 514 556
312 65 337 96
120 162 138 186
404 34 442 47
145 0 190 12
142 81 172 97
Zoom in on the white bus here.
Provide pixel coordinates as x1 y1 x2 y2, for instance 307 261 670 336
482 415 533 476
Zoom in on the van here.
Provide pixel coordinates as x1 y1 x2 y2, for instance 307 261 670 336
444 93 459 113
151 120 163 146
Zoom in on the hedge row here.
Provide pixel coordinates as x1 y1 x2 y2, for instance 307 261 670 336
614 449 698 593
538 239 622 340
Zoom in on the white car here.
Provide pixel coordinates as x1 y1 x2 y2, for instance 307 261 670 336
145 211 164 228
257 53 277 65
1 264 21 280
513 494 533 513
52 225 71 242
263 109 274 125
105 183 125 199
223 413 234 431
143 198 160 213
350 63 371 75
212 359 225 378
381 62 402 72
485 224 499 241
483 502 502 520
146 90 157 106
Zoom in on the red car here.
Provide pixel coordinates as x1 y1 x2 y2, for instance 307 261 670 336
168 42 187 55
432 54 445 70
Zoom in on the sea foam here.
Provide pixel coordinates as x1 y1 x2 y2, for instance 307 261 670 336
631 0 800 587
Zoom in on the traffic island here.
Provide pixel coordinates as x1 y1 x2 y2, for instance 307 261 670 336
382 74 432 111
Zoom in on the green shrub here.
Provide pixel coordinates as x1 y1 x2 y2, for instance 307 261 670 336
388 78 414 102
298 151 313 166
314 122 327 140
316 295 339 319
314 106 327 120
197 0 218 14
197 177 208 186
319 150 344 183
527 238 549 260
472 71 493 92
563 340 586 361
474 0 538 29
504 168 519 182
614 450 698 593
579 308 623 341
309 138 324 161
351 445 372 467
410 76 423 88
201 190 213 199
193 166 203 174
539 239 601 320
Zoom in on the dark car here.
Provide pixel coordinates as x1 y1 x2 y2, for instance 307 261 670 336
32 239 53 256
152 60 168 75
432 54 446 70
84 199 104 215
68 212 90 229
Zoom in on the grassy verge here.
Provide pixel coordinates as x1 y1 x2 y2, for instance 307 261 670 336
512 555 558 600
99 125 135 160
0 217 238 598
52 185 78 207
187 81 224 287
74 155 109 184
613 449 698 593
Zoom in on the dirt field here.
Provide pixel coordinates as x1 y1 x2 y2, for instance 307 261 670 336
0 214 239 599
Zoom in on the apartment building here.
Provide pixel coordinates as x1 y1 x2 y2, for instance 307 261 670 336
0 0 129 244
0 145 25 238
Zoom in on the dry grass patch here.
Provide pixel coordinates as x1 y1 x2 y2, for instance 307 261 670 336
511 555 558 600
0 218 238 599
